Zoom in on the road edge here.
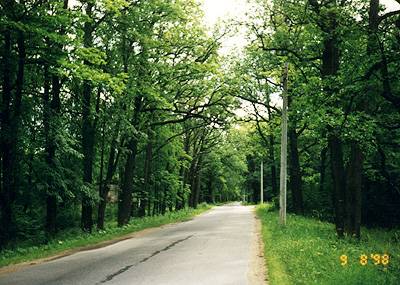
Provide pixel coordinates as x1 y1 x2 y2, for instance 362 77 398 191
248 208 268 285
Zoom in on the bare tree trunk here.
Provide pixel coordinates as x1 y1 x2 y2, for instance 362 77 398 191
287 93 303 214
81 2 96 232
264 105 278 197
346 142 363 238
176 164 187 210
43 0 68 236
118 93 143 226
139 132 153 217
0 29 13 247
97 133 120 229
309 0 344 237
97 187 108 229
328 134 346 237
153 183 158 216
319 147 327 192
269 134 278 197
160 188 167 215
193 154 203 208
288 127 303 214
0 29 25 247
43 65 57 235
117 31 147 225
177 132 191 209
206 175 214 204
188 160 197 208
97 124 106 229
118 138 138 225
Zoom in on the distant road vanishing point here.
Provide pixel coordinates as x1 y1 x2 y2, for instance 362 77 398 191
0 204 265 285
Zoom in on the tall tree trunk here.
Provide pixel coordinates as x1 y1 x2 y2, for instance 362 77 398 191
338 0 376 238
206 175 214 204
81 2 95 232
193 154 203 208
321 14 344 232
328 134 346 237
139 132 153 217
346 142 363 238
269 134 278 197
188 130 206 208
267 107 279 197
118 138 138 225
81 81 95 232
43 65 57 235
118 96 142 226
246 156 259 203
287 93 303 214
265 105 278 197
176 165 187 210
319 147 327 192
310 0 344 237
368 0 379 45
160 189 167 215
0 29 25 247
288 127 303 214
44 0 67 235
176 133 190 210
97 124 106 229
97 133 120 229
0 29 13 247
153 183 159 216
188 160 196 208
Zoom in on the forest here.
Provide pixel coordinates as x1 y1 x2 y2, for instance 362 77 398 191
0 0 399 260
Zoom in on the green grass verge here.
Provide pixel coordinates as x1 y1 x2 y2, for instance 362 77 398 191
256 204 400 285
0 204 211 268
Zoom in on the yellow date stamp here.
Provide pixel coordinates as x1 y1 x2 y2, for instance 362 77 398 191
340 254 390 266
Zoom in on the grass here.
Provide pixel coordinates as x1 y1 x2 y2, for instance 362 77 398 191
0 204 211 268
256 204 400 285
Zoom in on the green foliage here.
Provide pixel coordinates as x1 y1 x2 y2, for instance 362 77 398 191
0 0 239 248
234 0 400 230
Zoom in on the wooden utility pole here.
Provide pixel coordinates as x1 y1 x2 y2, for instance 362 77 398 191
260 160 264 204
279 63 288 225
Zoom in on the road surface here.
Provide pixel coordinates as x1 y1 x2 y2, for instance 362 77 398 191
0 204 264 285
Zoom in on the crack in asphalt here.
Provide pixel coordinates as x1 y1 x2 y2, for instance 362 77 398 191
98 235 194 284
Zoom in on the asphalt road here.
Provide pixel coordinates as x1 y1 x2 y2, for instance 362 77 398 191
0 204 263 285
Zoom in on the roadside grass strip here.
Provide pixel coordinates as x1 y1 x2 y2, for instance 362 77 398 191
0 204 211 268
256 204 400 285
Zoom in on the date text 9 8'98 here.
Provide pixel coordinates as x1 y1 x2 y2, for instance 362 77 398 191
340 254 390 266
